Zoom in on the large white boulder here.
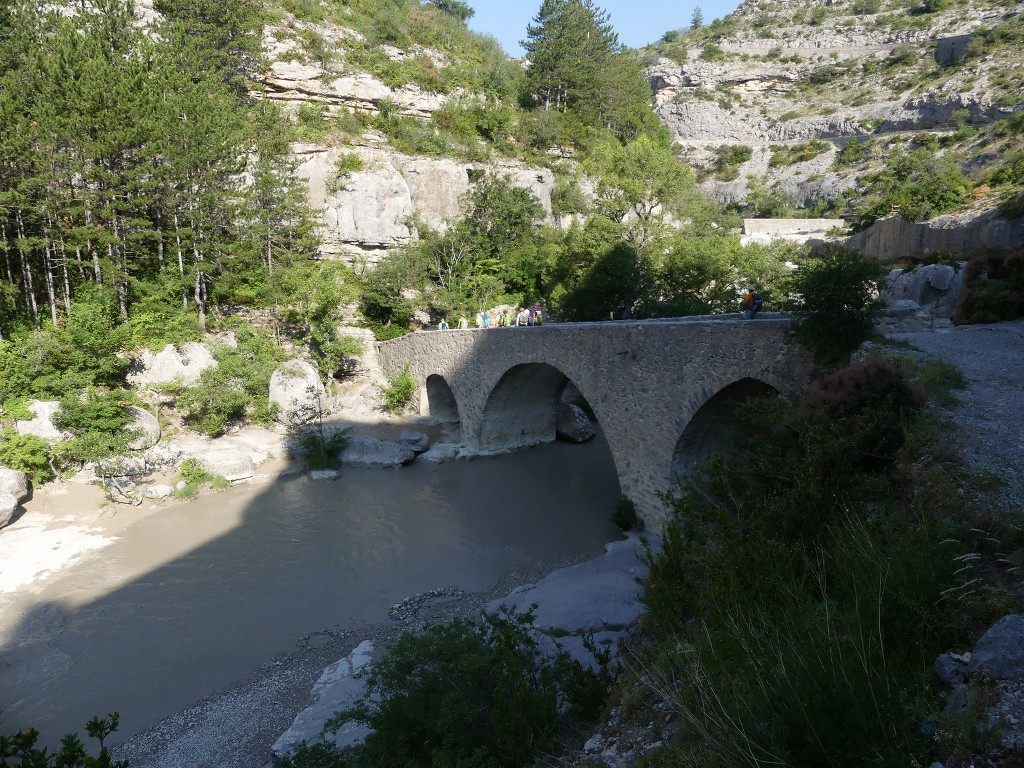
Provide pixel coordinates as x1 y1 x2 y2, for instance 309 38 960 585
0 466 30 530
196 450 254 482
269 360 326 425
129 342 217 387
15 400 65 442
127 406 161 451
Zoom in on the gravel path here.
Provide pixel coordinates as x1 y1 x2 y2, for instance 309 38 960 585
889 318 1024 511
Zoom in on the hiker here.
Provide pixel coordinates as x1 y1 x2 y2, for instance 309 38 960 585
504 310 514 327
515 307 529 326
457 315 468 329
475 311 483 328
482 312 490 328
438 318 449 331
496 311 505 328
743 287 764 319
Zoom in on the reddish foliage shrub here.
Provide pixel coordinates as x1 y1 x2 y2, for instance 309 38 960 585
954 251 1024 324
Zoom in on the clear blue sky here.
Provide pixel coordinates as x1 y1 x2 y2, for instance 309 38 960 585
465 0 746 56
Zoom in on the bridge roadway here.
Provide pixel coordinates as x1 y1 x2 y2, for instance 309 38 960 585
377 315 812 526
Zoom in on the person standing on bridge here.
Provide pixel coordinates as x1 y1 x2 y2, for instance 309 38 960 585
457 315 468 329
516 307 529 326
743 287 763 319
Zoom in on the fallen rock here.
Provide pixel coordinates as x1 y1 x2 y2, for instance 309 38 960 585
418 442 460 463
196 450 254 482
339 436 416 468
556 403 595 444
270 360 327 425
15 400 65 442
127 406 161 451
399 431 431 453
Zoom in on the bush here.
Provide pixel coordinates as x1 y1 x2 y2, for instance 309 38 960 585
0 428 55 485
378 365 416 413
54 389 139 464
611 494 642 531
282 608 609 768
640 358 972 768
787 247 888 366
954 252 1024 324
176 326 284 436
0 712 128 767
172 457 229 500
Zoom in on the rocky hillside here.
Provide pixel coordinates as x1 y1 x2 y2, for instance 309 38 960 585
645 0 1024 225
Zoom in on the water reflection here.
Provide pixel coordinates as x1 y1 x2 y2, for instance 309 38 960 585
0 434 621 745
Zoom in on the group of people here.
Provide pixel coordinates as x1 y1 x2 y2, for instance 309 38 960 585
438 305 543 331
438 291 763 330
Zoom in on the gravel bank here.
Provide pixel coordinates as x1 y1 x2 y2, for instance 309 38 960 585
889 318 1024 511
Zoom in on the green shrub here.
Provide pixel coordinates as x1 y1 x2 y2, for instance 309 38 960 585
176 326 285 436
712 144 752 181
299 426 350 470
639 357 974 768
0 712 127 767
282 608 609 768
787 247 888 366
954 252 1024 324
912 357 969 406
378 365 416 413
611 494 642 531
0 428 55 486
54 389 139 464
172 457 229 500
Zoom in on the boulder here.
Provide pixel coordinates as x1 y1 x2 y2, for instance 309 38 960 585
269 360 327 426
399 431 431 453
196 450 254 482
0 466 30 530
15 400 65 442
556 403 595 443
881 263 965 319
271 640 375 758
96 456 149 478
145 484 174 499
339 436 416 468
418 442 460 463
127 406 161 451
967 614 1024 680
129 342 217 387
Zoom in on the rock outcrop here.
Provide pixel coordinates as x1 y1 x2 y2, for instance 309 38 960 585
129 343 218 388
295 145 555 263
841 211 1024 263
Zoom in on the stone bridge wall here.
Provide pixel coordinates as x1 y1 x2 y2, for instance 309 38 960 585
377 317 812 526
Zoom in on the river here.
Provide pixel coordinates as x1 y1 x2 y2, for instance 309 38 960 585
0 434 622 749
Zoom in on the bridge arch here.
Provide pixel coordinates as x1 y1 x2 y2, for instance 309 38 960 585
671 377 779 481
423 374 461 424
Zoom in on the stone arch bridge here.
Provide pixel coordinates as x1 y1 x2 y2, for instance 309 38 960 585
377 317 813 526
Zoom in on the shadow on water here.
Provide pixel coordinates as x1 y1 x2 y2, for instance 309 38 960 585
0 427 622 749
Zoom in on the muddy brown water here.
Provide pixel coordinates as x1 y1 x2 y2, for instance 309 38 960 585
0 435 622 747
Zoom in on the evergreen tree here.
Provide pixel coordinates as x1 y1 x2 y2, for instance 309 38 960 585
521 0 654 139
691 6 704 28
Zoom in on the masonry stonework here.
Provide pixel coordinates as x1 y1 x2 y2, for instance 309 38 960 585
377 317 812 527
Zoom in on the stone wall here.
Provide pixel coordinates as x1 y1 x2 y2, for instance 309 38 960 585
377 317 812 526
840 211 1024 263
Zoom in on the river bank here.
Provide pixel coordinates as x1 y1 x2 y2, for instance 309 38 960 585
0 428 627 765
